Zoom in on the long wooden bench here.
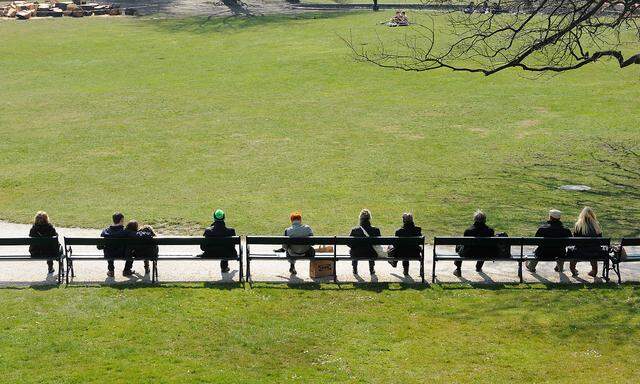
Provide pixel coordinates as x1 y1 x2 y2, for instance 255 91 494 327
0 237 64 284
334 236 425 283
612 238 640 284
64 236 242 284
245 236 425 283
245 236 337 282
433 237 612 283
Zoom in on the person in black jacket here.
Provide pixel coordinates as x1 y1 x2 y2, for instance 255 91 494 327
125 220 155 275
100 212 137 277
388 213 422 277
28 211 60 274
454 210 496 277
200 209 237 274
525 209 572 273
349 209 380 275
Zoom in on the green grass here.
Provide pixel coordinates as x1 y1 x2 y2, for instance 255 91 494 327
0 13 639 237
0 283 639 383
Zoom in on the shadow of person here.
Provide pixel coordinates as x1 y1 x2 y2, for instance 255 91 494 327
221 270 238 282
477 271 496 284
353 273 365 283
391 273 415 283
370 273 378 283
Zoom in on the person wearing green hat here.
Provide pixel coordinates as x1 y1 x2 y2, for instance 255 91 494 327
200 209 237 273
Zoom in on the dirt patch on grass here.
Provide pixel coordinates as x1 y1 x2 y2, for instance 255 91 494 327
468 127 489 137
518 119 541 128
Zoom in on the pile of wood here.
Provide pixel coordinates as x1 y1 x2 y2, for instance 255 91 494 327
0 1 135 19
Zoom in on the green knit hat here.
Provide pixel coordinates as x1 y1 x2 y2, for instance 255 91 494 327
213 209 225 221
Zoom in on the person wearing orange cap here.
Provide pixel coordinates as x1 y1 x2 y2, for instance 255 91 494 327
278 212 314 275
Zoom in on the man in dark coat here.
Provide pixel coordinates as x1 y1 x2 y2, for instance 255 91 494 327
454 210 496 277
525 209 572 273
388 212 422 277
349 209 380 275
100 212 136 277
201 209 237 274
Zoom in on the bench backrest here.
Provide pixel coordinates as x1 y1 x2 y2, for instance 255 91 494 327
434 237 609 247
245 236 336 246
64 236 241 247
334 236 424 246
0 237 60 246
620 238 640 247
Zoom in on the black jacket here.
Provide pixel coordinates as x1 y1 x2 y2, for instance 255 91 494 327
201 221 238 258
28 223 60 258
129 228 159 260
100 224 135 259
349 223 381 259
459 222 497 259
389 224 422 259
534 220 572 260
572 229 604 259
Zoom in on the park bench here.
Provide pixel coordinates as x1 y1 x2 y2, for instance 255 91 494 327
433 237 612 283
0 237 64 284
334 236 426 283
611 238 640 284
245 236 338 283
245 236 425 283
64 236 242 284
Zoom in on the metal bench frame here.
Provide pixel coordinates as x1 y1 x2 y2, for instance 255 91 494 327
613 238 640 284
433 237 613 283
0 237 64 284
64 236 243 284
245 236 425 283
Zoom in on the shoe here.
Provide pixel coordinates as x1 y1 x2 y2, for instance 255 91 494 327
475 267 483 272
388 260 398 268
571 268 579 277
123 270 135 277
221 267 230 274
587 270 597 277
352 267 358 275
525 264 536 273
370 269 376 275
403 270 410 277
554 265 563 273
289 266 297 275
145 267 151 275
107 271 114 277
453 269 462 277
48 268 55 274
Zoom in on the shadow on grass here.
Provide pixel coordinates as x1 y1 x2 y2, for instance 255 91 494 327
149 12 357 35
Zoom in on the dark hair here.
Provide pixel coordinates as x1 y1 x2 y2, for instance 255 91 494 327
112 212 124 224
125 220 139 232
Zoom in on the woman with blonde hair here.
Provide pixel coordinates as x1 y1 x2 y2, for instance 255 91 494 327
571 206 604 277
28 211 60 274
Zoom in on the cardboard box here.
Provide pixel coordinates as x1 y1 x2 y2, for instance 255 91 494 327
309 259 334 279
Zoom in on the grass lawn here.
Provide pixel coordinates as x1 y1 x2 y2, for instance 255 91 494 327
0 283 638 383
0 13 638 237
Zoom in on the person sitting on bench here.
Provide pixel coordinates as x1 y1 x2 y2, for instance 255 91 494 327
125 220 155 275
525 209 572 274
349 209 380 275
100 212 136 277
201 209 237 274
388 212 422 277
276 211 314 275
454 209 495 277
28 211 60 275
570 206 604 278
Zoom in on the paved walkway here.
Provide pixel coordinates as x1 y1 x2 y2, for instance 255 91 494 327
1 221 638 286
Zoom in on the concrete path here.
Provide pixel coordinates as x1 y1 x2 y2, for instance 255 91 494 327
1 220 639 286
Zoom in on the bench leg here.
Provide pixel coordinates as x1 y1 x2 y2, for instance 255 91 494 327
518 261 523 284
152 261 158 283
420 260 425 284
431 258 436 284
238 257 244 284
58 259 63 285
247 258 251 283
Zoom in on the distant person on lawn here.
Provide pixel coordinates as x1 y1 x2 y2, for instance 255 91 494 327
349 209 380 276
525 209 572 274
275 212 314 275
454 210 495 277
388 212 422 277
125 220 155 275
28 211 60 275
200 209 237 274
571 207 605 278
100 212 136 277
